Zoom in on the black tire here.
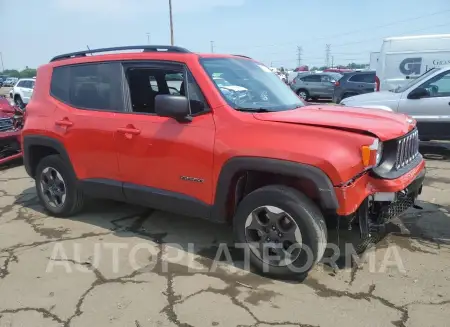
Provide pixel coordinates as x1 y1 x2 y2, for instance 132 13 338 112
14 96 24 109
233 185 327 278
296 89 309 100
35 154 85 217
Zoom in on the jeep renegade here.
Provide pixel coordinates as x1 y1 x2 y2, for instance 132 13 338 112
22 45 426 277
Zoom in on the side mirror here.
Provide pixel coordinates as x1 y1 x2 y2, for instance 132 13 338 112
155 94 191 122
408 87 430 100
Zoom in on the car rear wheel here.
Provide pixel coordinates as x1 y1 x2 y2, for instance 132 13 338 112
233 185 327 278
297 89 309 100
35 155 85 217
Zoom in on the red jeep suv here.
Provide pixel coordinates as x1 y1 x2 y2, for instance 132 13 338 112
22 46 425 276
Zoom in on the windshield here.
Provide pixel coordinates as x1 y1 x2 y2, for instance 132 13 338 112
393 68 437 93
200 57 304 111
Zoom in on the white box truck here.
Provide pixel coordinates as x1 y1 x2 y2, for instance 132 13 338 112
375 34 450 91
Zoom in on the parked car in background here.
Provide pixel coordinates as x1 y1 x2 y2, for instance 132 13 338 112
340 66 450 140
333 71 376 103
12 78 35 108
290 72 342 100
288 71 312 85
375 34 450 92
3 77 18 87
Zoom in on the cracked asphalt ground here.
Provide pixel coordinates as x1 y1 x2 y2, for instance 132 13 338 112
1 144 450 327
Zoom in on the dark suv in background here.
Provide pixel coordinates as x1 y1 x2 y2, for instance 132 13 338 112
333 71 376 104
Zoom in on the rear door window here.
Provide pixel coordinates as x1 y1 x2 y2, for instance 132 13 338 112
301 75 321 82
349 74 375 83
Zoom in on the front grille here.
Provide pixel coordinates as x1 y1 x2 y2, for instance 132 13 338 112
395 129 419 170
380 193 415 221
0 118 13 132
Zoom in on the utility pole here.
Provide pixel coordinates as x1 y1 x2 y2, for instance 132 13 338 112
146 33 151 45
297 46 302 66
0 52 4 72
331 56 334 68
169 0 174 45
210 41 215 53
325 44 331 68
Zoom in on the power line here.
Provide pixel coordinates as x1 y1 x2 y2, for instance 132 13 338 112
219 8 450 50
244 21 450 62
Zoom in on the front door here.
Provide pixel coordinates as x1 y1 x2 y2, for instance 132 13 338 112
49 62 125 198
115 61 216 217
398 70 450 140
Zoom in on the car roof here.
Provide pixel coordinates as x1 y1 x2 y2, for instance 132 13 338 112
342 70 375 76
17 78 35 82
48 45 254 67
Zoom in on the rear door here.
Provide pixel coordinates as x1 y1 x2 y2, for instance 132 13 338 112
398 69 450 140
347 73 376 94
21 80 35 103
300 75 322 97
49 62 125 196
320 75 336 97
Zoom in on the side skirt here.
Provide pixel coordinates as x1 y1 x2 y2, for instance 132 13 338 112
79 178 212 220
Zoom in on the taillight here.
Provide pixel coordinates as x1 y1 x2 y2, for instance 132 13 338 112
293 77 298 84
375 75 380 91
335 81 340 87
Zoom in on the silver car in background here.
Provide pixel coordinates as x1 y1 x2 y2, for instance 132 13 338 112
340 66 450 141
290 72 342 101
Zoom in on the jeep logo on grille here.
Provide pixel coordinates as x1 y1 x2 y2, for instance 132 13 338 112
399 57 422 75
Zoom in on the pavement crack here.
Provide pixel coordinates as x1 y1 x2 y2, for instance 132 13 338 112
0 307 64 324
0 251 18 279
304 278 408 325
45 257 150 327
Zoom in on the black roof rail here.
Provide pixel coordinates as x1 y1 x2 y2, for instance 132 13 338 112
50 45 191 62
232 54 252 59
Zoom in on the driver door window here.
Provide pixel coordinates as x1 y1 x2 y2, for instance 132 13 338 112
419 71 450 98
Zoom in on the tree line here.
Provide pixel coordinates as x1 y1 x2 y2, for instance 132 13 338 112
1 67 37 78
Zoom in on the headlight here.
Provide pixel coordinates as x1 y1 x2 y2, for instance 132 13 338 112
361 138 383 168
375 141 383 166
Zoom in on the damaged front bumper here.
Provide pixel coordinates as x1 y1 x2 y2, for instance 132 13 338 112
335 160 426 238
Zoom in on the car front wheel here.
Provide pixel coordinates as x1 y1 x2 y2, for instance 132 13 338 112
233 185 327 278
35 155 85 217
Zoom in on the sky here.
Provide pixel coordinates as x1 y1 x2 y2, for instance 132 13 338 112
1 0 450 70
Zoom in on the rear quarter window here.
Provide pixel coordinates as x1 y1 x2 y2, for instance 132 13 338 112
50 63 122 111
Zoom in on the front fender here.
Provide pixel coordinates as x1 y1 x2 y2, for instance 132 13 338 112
211 157 339 223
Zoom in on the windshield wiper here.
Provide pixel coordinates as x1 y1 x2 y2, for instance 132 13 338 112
235 107 273 112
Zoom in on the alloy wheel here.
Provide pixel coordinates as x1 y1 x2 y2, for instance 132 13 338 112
298 91 307 100
40 167 67 208
245 205 302 267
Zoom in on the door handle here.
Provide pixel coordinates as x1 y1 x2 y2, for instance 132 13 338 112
55 119 73 127
117 127 141 135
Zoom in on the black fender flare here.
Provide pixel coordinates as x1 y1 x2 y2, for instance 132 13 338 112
211 157 339 222
22 135 72 178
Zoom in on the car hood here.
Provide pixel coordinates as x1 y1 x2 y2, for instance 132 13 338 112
253 105 414 141
341 91 401 105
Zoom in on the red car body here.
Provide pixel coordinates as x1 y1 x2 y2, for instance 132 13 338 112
22 51 424 220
